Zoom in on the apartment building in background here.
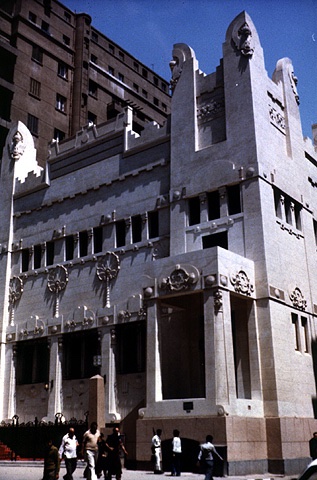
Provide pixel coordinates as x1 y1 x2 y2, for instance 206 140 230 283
0 0 170 164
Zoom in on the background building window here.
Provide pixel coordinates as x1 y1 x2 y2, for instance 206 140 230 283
53 128 65 142
32 45 43 64
89 80 98 97
29 78 41 98
58 62 68 79
56 94 66 112
27 114 39 135
63 35 70 46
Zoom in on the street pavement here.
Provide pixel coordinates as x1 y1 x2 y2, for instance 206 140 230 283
0 461 296 480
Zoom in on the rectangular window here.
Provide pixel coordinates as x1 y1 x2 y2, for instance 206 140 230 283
108 66 114 76
29 78 41 98
314 219 317 246
142 68 148 78
89 80 98 97
148 211 159 238
118 73 124 82
292 313 300 351
227 184 241 215
21 248 29 272
16 340 49 385
142 89 148 99
65 235 74 261
27 114 39 135
153 77 159 86
285 197 292 224
46 241 54 266
63 35 70 46
116 220 126 247
162 103 167 112
41 20 50 34
153 97 159 106
29 11 37 23
33 244 42 269
56 94 66 112
58 62 68 79
116 321 146 374
132 215 142 243
202 232 228 250
161 82 167 92
109 44 115 54
133 61 139 72
119 51 124 61
294 204 302 230
91 31 98 42
91 54 97 64
64 11 71 23
32 45 43 64
301 317 309 353
79 231 88 257
88 112 97 124
53 128 65 142
207 190 220 220
63 330 100 380
133 83 139 93
93 226 103 254
188 196 200 226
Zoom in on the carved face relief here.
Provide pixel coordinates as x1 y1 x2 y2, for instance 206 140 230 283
169 56 182 91
233 22 254 57
10 131 26 161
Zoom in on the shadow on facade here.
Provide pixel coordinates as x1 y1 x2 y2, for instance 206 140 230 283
311 338 317 418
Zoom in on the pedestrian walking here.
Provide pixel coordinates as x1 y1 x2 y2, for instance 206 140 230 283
310 432 317 460
171 429 181 476
96 433 109 479
82 422 100 480
42 438 61 480
197 434 223 480
151 429 162 474
106 427 128 480
59 427 78 480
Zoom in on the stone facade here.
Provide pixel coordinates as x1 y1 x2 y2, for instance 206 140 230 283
0 11 317 475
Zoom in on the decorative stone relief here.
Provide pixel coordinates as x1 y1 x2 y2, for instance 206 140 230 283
269 105 285 132
169 43 195 92
96 252 120 308
197 99 225 123
47 265 69 317
8 276 24 326
10 131 26 161
290 287 307 310
288 66 300 105
232 22 255 57
213 289 223 313
161 264 199 292
230 270 254 296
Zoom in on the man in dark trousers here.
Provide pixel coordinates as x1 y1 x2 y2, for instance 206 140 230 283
106 427 128 480
43 438 60 480
310 432 317 459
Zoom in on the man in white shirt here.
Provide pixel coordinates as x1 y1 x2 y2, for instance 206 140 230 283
197 434 223 480
59 427 78 480
171 429 182 476
151 429 162 474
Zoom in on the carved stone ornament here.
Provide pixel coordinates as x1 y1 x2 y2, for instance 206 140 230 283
232 22 254 57
213 289 223 312
96 252 120 308
161 265 197 292
47 265 69 317
290 287 307 311
230 270 254 296
9 276 24 326
10 131 26 161
288 65 300 105
169 56 182 92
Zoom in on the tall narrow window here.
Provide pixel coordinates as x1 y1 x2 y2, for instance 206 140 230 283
79 231 88 257
116 220 126 247
46 241 54 266
227 184 241 215
16 340 49 384
132 215 142 243
56 94 66 112
148 211 159 238
292 313 300 351
207 191 220 220
32 45 43 64
313 219 317 246
21 248 29 272
33 244 42 269
301 317 309 353
93 226 103 254
29 78 41 98
65 235 74 261
27 114 39 135
188 197 200 226
116 321 146 374
58 62 68 79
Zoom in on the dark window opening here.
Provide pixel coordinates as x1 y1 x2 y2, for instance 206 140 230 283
41 20 50 34
65 235 74 260
16 340 49 385
148 211 159 238
188 197 200 226
0 86 13 121
63 330 100 380
132 215 142 243
53 128 65 142
27 114 39 135
46 241 54 266
32 45 43 64
88 111 97 124
202 232 228 250
227 184 241 215
79 231 88 257
207 190 220 220
292 313 300 351
0 48 16 83
116 220 126 247
21 248 29 272
116 321 146 374
93 226 103 254
33 244 42 269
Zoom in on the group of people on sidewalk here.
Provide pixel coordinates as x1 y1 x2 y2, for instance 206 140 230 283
42 422 127 480
151 428 223 479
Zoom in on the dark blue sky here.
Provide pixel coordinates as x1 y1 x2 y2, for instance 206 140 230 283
65 0 317 140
